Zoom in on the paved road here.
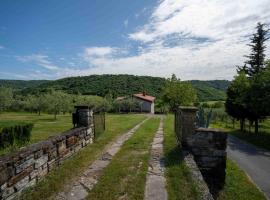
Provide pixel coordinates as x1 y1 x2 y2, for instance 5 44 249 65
227 135 270 199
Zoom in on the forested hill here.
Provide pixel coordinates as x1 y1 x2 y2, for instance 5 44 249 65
0 75 230 101
0 80 49 90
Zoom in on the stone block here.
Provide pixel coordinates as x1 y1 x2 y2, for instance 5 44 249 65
0 167 10 186
8 166 33 187
2 186 15 199
48 148 57 161
66 136 78 147
57 141 67 156
48 159 57 171
34 150 43 159
15 158 34 174
14 175 29 191
34 155 48 169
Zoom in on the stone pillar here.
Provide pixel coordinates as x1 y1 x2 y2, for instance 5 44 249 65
74 106 93 127
178 106 198 147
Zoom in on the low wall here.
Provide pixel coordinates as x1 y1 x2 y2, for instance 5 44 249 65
187 128 227 198
175 107 227 199
0 107 95 200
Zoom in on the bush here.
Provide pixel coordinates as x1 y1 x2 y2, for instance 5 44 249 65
0 123 33 149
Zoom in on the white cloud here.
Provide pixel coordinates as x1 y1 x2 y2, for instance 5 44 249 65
84 47 115 57
71 0 270 80
16 54 59 70
14 0 270 80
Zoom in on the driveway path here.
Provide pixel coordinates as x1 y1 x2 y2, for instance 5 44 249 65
144 117 167 200
227 135 270 199
54 117 150 200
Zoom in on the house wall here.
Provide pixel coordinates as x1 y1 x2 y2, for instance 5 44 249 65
134 97 154 113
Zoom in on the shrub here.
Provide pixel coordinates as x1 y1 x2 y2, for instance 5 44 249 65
0 123 33 149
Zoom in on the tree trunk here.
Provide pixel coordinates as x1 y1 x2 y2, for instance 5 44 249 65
240 119 244 131
232 118 235 129
38 110 41 116
254 119 259 134
54 112 57 120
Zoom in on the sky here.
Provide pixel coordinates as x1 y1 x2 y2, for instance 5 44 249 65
0 0 270 80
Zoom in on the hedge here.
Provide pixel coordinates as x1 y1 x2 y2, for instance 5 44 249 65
0 123 33 149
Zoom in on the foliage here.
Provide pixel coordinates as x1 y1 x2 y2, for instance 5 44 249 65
225 71 250 131
7 75 230 102
112 97 140 113
0 87 13 111
162 74 197 110
244 22 269 77
226 22 270 134
196 107 213 128
0 80 49 90
0 123 33 149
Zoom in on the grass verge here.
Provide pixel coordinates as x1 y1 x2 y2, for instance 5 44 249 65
163 114 200 200
211 120 270 151
18 114 146 200
86 117 160 200
217 159 266 200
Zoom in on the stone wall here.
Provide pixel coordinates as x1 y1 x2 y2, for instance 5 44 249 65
175 107 227 199
187 128 227 198
0 107 94 200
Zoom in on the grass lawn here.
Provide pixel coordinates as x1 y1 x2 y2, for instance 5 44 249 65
211 119 270 151
0 112 73 155
163 114 200 200
18 114 146 200
87 117 160 200
217 159 266 200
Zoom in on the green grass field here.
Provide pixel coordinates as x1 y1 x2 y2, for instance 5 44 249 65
19 113 146 200
211 119 270 151
0 112 73 155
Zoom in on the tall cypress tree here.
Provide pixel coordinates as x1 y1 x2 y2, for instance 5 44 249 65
245 23 269 77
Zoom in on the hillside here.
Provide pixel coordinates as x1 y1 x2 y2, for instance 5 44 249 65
1 75 230 101
0 80 49 90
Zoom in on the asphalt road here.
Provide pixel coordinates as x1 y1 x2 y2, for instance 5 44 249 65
227 135 270 199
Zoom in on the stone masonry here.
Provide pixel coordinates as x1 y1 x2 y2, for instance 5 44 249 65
175 107 227 199
0 107 94 200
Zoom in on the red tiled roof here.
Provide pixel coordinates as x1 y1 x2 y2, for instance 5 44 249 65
133 93 155 102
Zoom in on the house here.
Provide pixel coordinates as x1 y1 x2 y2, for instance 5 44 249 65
133 92 155 114
116 92 155 114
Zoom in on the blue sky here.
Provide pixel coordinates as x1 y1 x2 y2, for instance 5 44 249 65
0 0 270 80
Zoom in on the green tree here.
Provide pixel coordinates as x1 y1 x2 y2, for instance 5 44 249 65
247 61 270 133
0 87 13 112
245 22 269 77
225 71 250 131
162 74 197 111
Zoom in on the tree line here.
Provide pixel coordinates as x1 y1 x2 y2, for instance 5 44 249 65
226 23 270 134
0 88 108 119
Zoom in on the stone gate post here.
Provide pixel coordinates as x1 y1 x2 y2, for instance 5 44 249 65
176 106 198 147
